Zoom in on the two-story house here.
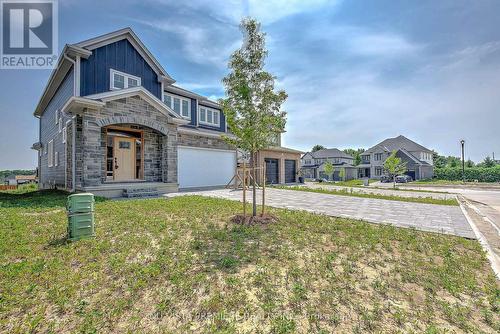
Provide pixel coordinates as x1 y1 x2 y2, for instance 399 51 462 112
358 135 434 180
300 148 357 180
32 28 240 197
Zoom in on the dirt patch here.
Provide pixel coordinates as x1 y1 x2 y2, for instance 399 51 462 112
230 214 278 225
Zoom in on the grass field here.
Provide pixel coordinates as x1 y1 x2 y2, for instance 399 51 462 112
276 185 459 206
0 190 498 333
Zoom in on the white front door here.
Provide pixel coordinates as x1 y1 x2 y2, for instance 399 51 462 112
178 147 236 189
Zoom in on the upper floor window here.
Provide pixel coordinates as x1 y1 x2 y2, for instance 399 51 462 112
304 159 311 165
110 69 141 90
48 140 54 167
362 155 370 162
374 153 383 161
199 106 220 126
164 93 191 119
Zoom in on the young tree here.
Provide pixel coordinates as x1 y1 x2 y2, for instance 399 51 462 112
481 156 495 168
344 148 365 166
339 167 346 181
432 151 446 168
220 18 287 217
323 162 334 181
383 151 407 188
466 159 475 168
312 145 325 152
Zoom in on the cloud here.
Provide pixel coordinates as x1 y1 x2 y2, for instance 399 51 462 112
247 0 339 24
280 39 500 161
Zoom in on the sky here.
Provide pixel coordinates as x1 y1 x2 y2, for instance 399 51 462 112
1 0 500 169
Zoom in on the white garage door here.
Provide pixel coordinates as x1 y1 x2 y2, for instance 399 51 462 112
178 146 236 189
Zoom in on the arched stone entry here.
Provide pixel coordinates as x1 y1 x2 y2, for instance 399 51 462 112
96 116 168 136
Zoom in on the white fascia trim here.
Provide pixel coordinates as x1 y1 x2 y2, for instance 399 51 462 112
75 28 174 83
61 96 105 114
84 87 188 122
178 126 236 139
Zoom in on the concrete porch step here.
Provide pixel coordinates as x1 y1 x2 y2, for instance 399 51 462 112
82 182 178 198
124 187 160 198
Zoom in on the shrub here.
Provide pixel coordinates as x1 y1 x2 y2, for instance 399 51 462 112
434 166 500 182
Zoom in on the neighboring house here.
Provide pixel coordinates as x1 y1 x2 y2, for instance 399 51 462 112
32 28 238 197
15 175 38 185
255 134 303 184
358 135 434 180
301 148 357 181
4 174 16 186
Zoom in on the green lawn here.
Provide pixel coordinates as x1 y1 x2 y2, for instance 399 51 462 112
277 185 459 206
0 190 498 333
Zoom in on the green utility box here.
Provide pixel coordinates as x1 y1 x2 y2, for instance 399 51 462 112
67 193 95 241
67 193 95 213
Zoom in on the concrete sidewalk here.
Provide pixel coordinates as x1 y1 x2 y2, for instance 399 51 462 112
167 188 475 239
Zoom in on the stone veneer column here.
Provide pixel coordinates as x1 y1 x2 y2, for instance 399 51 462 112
162 124 178 184
82 115 104 186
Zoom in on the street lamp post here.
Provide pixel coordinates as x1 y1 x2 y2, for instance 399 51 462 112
460 139 465 183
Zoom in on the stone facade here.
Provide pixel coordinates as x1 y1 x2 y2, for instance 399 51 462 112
177 131 233 151
70 96 235 191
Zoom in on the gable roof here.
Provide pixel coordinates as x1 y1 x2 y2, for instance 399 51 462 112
74 27 174 83
34 28 175 117
84 86 188 124
306 148 354 160
365 135 432 154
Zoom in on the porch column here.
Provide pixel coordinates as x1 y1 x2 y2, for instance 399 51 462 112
161 124 178 184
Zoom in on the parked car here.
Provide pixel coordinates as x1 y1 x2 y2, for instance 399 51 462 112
395 175 413 183
380 175 392 183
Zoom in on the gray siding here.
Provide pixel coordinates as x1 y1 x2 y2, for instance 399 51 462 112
39 67 74 189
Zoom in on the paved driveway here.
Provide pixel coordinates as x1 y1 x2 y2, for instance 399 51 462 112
167 188 475 239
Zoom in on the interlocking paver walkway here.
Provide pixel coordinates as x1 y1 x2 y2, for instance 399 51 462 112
167 188 475 239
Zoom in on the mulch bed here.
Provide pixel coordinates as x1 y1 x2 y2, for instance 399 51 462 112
230 213 279 225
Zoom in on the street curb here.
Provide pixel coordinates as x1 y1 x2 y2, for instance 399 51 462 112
458 197 500 279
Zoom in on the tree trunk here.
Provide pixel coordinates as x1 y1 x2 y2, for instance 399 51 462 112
252 152 257 217
393 175 396 189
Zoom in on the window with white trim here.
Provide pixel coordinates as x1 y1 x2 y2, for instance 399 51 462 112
163 93 191 119
62 127 67 143
48 140 54 167
110 69 141 90
199 106 220 126
55 151 59 167
55 109 59 124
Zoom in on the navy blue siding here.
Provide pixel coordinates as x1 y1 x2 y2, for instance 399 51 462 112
80 39 161 98
190 98 197 126
198 104 226 132
40 67 74 188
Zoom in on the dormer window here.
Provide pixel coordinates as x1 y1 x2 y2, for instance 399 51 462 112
110 69 141 90
163 93 191 119
199 106 220 126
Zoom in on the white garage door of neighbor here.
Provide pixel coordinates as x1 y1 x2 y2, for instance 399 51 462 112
178 147 236 189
